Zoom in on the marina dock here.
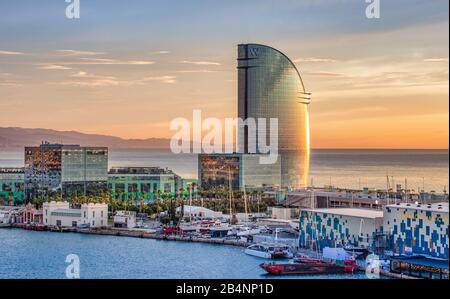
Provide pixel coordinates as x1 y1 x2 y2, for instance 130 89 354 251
10 224 251 247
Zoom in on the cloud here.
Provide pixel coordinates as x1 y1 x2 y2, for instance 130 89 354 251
140 75 177 84
36 64 72 70
424 58 449 62
63 58 155 65
0 81 23 87
56 50 105 56
71 71 89 77
152 51 171 54
293 57 337 63
57 71 120 87
58 72 176 87
303 71 346 77
60 79 120 87
179 60 221 66
176 69 218 73
0 50 24 55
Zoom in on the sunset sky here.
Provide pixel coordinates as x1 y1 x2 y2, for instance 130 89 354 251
0 0 448 149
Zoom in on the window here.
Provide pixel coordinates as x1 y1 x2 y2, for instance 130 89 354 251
92 221 95 226
92 211 95 217
101 211 103 217
84 211 86 218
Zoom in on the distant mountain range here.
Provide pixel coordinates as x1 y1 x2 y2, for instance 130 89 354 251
0 127 171 149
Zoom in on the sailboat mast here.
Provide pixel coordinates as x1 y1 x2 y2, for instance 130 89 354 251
244 187 248 222
189 184 192 223
228 166 233 223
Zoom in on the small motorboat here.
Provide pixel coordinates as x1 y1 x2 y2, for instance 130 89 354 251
344 245 369 259
244 243 294 259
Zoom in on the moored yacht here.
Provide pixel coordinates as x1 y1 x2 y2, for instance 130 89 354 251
244 243 294 259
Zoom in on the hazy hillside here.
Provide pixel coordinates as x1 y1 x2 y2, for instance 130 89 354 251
0 127 171 149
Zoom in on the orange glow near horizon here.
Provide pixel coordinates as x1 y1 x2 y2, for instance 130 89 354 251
0 10 448 150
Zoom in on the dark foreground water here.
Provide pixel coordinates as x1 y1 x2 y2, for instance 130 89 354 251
0 229 374 279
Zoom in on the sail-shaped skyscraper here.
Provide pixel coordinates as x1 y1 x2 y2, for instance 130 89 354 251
237 44 311 188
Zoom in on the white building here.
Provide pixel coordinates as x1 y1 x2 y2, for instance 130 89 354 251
43 202 108 228
0 207 21 224
269 207 299 220
176 205 223 220
113 211 136 229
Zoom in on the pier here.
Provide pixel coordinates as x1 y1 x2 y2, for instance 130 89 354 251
10 224 251 247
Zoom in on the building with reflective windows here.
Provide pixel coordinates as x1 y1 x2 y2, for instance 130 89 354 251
237 44 311 189
24 143 108 200
198 153 281 191
108 167 182 201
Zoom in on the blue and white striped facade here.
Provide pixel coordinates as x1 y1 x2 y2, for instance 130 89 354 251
383 203 449 259
298 208 384 250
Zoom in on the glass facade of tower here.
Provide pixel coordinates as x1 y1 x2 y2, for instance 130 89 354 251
237 44 310 188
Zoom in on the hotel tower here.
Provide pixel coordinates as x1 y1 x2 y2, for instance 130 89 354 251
237 44 311 189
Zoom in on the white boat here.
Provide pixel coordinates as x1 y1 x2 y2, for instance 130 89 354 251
244 243 294 259
288 220 299 231
237 227 261 237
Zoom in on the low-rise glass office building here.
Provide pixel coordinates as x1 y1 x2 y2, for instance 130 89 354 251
198 153 281 191
24 143 108 200
108 167 182 201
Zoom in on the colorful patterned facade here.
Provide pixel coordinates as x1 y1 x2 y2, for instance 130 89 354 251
298 208 384 251
383 203 449 259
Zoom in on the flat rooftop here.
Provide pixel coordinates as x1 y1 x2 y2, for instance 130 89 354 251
109 167 175 175
302 208 384 219
0 167 24 174
386 202 449 213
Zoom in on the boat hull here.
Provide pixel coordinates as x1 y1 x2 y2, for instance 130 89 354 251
245 249 272 259
260 262 351 275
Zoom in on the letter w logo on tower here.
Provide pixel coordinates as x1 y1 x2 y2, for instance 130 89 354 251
249 47 260 58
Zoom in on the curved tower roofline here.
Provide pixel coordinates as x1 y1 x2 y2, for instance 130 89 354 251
238 43 310 100
237 43 311 188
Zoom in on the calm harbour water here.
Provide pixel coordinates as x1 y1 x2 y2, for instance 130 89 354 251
0 149 448 192
0 228 373 279
1 149 428 279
